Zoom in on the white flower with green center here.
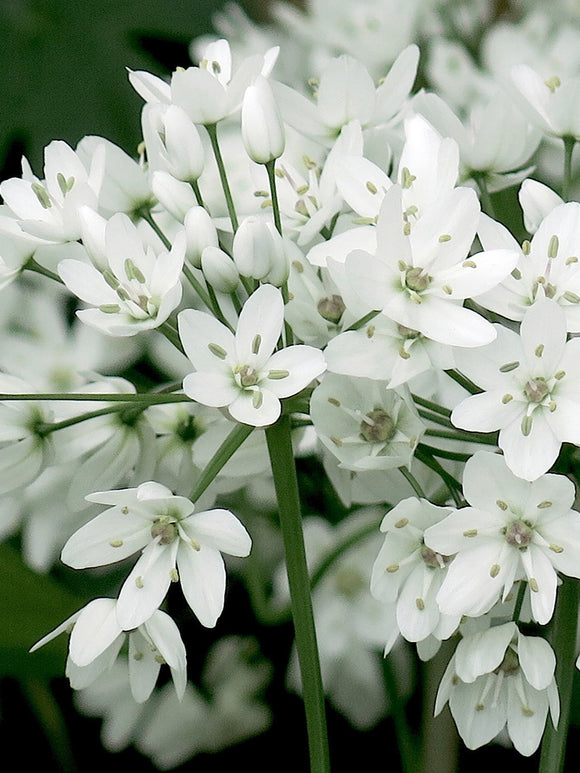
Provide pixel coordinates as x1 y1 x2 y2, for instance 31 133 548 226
436 622 559 756
0 139 103 244
370 497 460 646
475 201 580 331
60 481 252 629
344 183 518 347
58 211 185 336
178 283 326 427
451 298 580 480
424 451 580 624
310 373 425 471
30 598 187 703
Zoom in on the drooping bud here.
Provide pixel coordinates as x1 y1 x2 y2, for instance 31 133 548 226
241 75 286 165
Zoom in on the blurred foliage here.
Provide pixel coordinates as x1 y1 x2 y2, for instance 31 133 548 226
0 0 274 175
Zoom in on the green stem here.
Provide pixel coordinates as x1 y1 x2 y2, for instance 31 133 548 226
22 678 78 773
417 443 472 463
206 123 239 233
538 577 580 773
424 427 498 446
142 210 172 250
266 416 330 773
412 394 451 418
444 368 482 395
383 654 417 773
415 447 464 507
345 309 380 331
190 179 206 209
25 258 64 284
475 174 495 219
0 392 192 403
189 423 253 502
562 136 576 202
421 638 459 773
265 159 283 236
399 465 427 498
160 321 184 353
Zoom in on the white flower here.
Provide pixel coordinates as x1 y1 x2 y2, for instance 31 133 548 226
451 298 580 480
0 373 53 495
0 140 103 244
424 451 580 624
60 481 252 629
178 283 326 427
274 45 419 146
343 184 517 347
310 373 425 471
475 202 580 331
436 622 559 756
370 497 460 646
130 39 278 126
30 598 187 702
58 211 185 336
511 63 580 140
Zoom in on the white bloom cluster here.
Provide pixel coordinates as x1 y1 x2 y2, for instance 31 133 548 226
4 0 580 768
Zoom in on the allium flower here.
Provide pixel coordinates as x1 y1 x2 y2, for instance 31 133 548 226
370 497 460 646
30 598 187 703
310 373 425 471
178 283 326 427
511 64 580 140
424 451 580 624
130 39 278 126
274 45 419 145
60 482 252 629
58 211 185 336
0 140 103 244
475 202 580 331
451 298 580 480
343 184 518 347
436 622 559 756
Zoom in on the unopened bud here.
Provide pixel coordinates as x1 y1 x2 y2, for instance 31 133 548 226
151 170 196 222
184 206 219 268
201 245 239 293
241 75 285 164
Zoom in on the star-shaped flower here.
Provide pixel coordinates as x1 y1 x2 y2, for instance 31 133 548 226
61 482 252 629
424 451 580 624
451 298 580 480
178 283 326 427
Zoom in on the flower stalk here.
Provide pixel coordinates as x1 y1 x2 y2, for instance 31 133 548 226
266 415 331 773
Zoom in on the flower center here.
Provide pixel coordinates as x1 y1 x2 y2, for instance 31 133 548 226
397 323 421 339
150 516 178 545
505 519 533 548
523 377 549 403
405 266 431 293
360 409 396 443
317 294 346 323
497 648 520 677
235 364 260 387
420 544 451 569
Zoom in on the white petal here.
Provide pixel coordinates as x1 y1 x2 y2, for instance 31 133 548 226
177 542 225 627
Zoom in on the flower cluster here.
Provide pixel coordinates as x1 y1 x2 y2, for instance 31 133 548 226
4 0 580 769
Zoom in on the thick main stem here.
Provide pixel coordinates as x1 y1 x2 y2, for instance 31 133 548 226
265 415 331 773
538 576 580 773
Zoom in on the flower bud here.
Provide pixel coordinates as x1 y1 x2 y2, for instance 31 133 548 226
201 245 239 293
184 206 219 268
232 216 273 279
241 75 285 165
159 105 205 182
151 171 196 222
